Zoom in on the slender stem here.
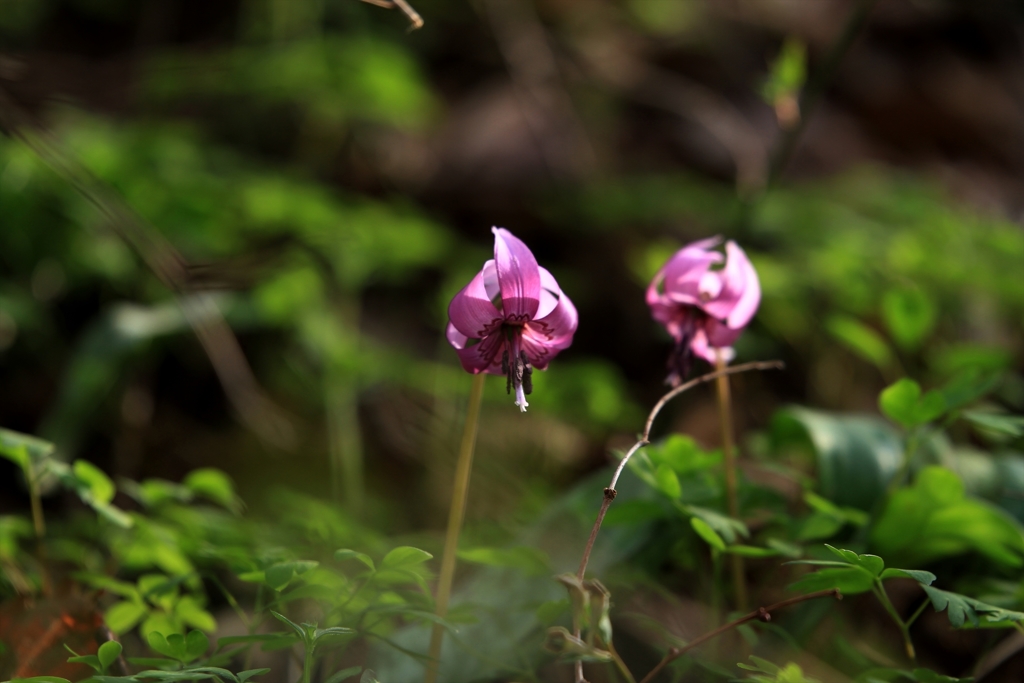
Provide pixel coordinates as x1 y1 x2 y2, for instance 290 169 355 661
26 460 45 538
424 373 487 683
872 580 915 661
904 596 930 629
637 589 842 683
715 353 747 611
576 361 784 581
301 641 314 683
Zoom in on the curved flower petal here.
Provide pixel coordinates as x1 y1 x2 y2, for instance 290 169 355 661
705 317 742 349
662 244 723 305
700 241 749 322
446 324 505 374
448 269 503 339
690 327 736 365
492 227 540 322
535 267 563 319
528 289 577 346
726 243 760 329
482 260 500 303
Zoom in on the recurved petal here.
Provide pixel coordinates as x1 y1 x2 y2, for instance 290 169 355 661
662 244 722 305
492 227 540 322
535 267 563 319
700 241 749 321
725 243 760 329
448 269 503 339
528 289 578 347
448 325 505 374
690 327 735 365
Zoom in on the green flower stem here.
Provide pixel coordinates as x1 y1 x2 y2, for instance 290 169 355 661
904 596 930 629
715 353 747 611
26 459 45 538
301 641 315 683
872 579 915 661
424 372 486 683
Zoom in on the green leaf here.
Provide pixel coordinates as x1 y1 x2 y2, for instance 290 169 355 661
654 463 682 499
265 561 319 591
97 641 123 672
323 667 362 683
789 567 874 595
872 466 1024 567
182 468 242 513
0 427 54 467
380 546 432 569
185 630 209 661
270 611 308 642
334 549 375 572
105 600 149 634
237 669 272 683
722 545 781 558
939 369 1001 411
771 408 902 511
457 546 551 577
175 595 216 632
685 505 748 544
882 288 936 351
824 544 884 576
147 632 186 661
826 315 893 369
962 411 1024 438
923 585 1024 629
879 379 946 429
690 517 725 552
9 678 71 683
879 568 936 585
72 460 116 505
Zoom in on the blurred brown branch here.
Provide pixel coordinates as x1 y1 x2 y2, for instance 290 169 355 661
360 0 424 31
0 85 296 451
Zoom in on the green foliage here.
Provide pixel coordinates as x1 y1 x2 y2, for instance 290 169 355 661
738 656 819 683
879 379 946 429
872 466 1024 567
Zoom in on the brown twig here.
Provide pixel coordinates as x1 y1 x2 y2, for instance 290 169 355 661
637 589 842 683
359 0 424 31
571 360 783 683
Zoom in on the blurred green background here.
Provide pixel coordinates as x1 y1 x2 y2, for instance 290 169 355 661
1 0 1022 679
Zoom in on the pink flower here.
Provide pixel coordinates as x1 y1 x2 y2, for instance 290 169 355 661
446 228 578 412
646 237 761 385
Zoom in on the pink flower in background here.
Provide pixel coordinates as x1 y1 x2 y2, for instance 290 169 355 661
646 237 761 385
447 228 578 411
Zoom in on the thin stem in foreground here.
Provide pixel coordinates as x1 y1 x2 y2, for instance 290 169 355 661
424 373 487 683
715 353 747 611
637 589 842 683
27 460 45 538
872 579 916 661
578 360 784 580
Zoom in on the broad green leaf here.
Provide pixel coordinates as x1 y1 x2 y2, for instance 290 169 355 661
73 459 115 505
940 370 1001 411
175 595 216 632
654 463 681 499
923 585 1024 629
324 668 362 683
270 611 308 641
690 517 725 552
237 669 272 683
457 546 550 577
97 640 123 672
962 411 1024 439
0 427 54 467
789 567 874 595
879 379 945 428
824 545 884 577
105 600 148 634
826 315 893 369
334 549 375 572
771 408 902 511
381 546 432 569
873 466 1024 567
722 545 781 558
882 288 936 351
684 505 748 543
878 568 936 585
183 468 242 513
185 629 210 661
147 631 186 661
265 561 319 590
